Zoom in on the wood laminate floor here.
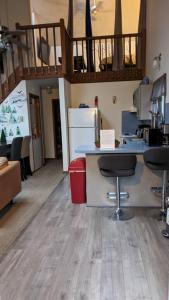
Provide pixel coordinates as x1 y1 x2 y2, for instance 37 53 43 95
0 176 169 300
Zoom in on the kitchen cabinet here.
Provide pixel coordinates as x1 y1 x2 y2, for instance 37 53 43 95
133 85 152 120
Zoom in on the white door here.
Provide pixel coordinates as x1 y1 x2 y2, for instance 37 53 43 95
68 108 97 128
69 127 95 161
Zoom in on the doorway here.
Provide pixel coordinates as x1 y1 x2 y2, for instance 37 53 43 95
29 93 43 170
52 99 62 159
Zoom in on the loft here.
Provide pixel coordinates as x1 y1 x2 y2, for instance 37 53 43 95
0 0 146 103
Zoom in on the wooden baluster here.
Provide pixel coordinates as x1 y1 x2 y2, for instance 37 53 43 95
10 43 16 84
60 19 67 74
39 28 44 74
99 39 102 71
76 41 79 72
135 36 137 67
105 38 107 71
82 40 84 73
46 27 50 73
87 37 90 72
53 26 57 72
15 23 24 77
26 30 30 74
111 38 113 71
123 37 126 67
32 28 37 72
129 37 132 68
93 39 96 71
4 52 9 94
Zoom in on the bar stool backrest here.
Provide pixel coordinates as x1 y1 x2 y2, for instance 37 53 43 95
21 135 31 159
10 137 23 161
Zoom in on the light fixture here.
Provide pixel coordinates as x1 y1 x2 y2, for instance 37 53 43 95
152 53 162 70
91 0 97 14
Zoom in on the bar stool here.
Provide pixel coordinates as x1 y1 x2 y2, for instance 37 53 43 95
98 154 137 221
143 147 169 217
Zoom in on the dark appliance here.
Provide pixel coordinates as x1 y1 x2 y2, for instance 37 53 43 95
143 128 163 146
136 124 151 138
161 124 169 145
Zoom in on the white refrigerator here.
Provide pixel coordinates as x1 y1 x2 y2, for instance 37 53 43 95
68 108 100 161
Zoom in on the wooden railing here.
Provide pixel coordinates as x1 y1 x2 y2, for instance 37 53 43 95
71 31 146 81
0 20 146 102
0 45 21 103
16 20 65 78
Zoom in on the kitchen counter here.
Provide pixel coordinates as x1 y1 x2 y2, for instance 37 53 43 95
76 140 152 155
75 141 161 208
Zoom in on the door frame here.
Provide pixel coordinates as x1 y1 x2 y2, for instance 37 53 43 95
29 93 44 171
52 98 60 159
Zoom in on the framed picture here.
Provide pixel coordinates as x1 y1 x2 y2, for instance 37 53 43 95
37 36 50 65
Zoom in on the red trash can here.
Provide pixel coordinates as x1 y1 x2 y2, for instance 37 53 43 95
68 158 86 204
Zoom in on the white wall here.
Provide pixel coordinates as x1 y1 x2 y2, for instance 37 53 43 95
146 0 169 101
71 81 140 140
42 88 59 159
0 81 30 140
59 78 71 171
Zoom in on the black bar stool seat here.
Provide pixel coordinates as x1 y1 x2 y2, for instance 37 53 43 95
143 147 169 217
98 154 137 221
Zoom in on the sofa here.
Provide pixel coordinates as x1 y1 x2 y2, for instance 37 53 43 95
0 160 21 210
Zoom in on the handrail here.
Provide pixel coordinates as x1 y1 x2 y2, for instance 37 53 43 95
16 22 61 30
73 32 143 42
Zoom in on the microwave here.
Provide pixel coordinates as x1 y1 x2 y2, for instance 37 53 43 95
143 128 163 146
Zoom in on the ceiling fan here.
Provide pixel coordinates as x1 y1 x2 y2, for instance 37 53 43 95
91 0 102 14
91 0 114 14
0 25 29 53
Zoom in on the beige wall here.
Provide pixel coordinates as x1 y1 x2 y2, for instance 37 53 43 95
146 0 169 101
71 81 140 140
42 88 59 159
0 0 31 28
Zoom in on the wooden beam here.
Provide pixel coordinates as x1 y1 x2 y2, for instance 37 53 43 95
67 0 73 37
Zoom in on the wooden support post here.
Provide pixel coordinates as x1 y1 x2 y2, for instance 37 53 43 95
15 23 24 77
60 19 67 75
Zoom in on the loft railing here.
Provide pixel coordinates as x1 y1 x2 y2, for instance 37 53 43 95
0 45 21 103
0 20 146 102
72 31 146 77
0 19 71 102
16 20 66 78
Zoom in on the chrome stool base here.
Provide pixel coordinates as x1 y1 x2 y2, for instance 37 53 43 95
107 192 129 200
110 208 134 221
